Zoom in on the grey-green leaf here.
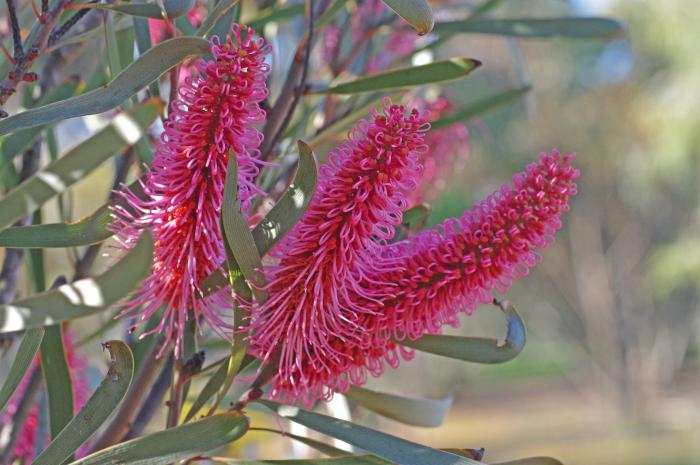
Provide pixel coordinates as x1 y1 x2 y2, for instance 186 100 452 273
0 231 153 333
315 58 481 95
0 101 160 232
69 0 195 19
40 326 74 440
31 341 135 465
0 178 146 248
220 456 390 465
260 401 483 465
1 77 80 165
221 154 266 299
0 328 43 413
430 87 530 131
346 386 453 428
183 356 229 422
196 0 241 36
253 141 318 255
0 37 207 135
382 0 434 34
493 458 564 465
201 141 318 295
251 427 348 458
66 412 249 465
401 299 527 364
434 17 624 39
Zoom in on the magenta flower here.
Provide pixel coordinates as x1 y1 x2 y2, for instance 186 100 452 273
0 331 90 462
248 99 428 404
112 24 270 355
266 150 578 404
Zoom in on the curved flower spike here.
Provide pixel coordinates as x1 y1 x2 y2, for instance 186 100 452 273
249 99 429 404
112 24 271 356
270 150 579 405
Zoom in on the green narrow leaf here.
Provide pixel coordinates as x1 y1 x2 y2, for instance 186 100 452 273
66 412 249 465
434 17 625 39
401 299 526 364
493 458 564 465
196 0 241 37
40 326 74 440
250 427 349 458
183 355 229 422
0 231 153 333
31 340 135 465
247 4 304 31
0 37 207 135
0 178 146 248
0 100 161 232
0 77 80 164
260 401 483 465
307 99 391 149
430 87 530 130
346 386 453 428
315 58 481 95
105 10 123 79
252 141 318 257
382 0 434 34
219 456 390 465
201 141 319 295
221 155 266 299
68 0 195 19
0 328 43 413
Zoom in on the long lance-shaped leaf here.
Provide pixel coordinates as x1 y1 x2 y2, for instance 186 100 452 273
0 38 207 135
202 141 318 295
0 231 153 333
260 401 483 465
0 328 43 412
382 0 434 35
252 141 318 256
40 326 74 441
1 78 80 164
218 456 389 465
0 100 161 232
221 154 266 301
246 1 346 33
183 357 229 422
0 139 317 265
493 458 564 465
0 178 146 248
315 58 481 95
196 0 241 37
345 386 453 428
430 87 530 131
66 412 249 465
67 0 194 19
31 341 135 465
434 17 624 39
401 299 526 364
249 427 348 458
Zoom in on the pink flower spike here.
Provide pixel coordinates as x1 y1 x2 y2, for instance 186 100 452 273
249 99 429 406
268 150 578 404
112 24 271 356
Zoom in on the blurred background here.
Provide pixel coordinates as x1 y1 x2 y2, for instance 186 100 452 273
2 0 700 464
373 0 700 464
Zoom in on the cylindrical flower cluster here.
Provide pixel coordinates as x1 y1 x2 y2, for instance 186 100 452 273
112 25 270 355
264 150 578 404
249 99 429 404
